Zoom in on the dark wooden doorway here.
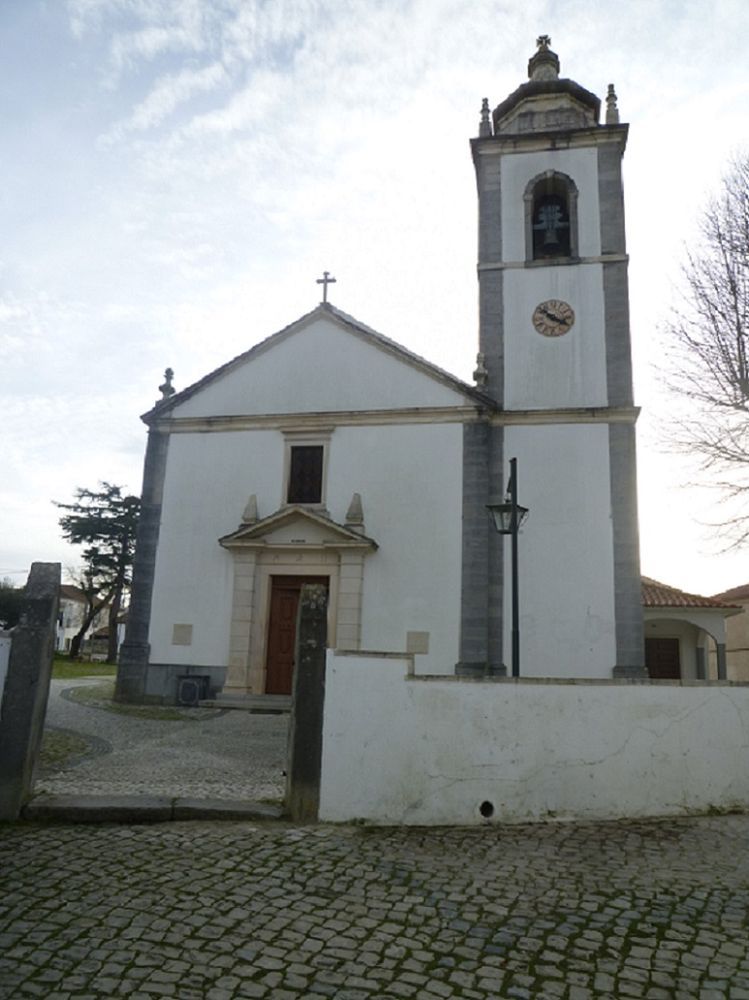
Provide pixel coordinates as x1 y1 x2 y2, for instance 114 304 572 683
265 576 328 695
645 636 681 679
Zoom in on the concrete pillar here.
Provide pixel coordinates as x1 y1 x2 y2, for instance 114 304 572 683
0 563 60 821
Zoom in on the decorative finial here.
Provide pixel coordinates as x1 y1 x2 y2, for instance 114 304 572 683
479 97 491 138
606 84 620 124
345 492 364 532
316 270 337 304
528 34 559 81
473 352 489 387
158 367 175 400
242 494 258 524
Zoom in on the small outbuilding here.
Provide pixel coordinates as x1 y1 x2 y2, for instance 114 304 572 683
642 577 742 681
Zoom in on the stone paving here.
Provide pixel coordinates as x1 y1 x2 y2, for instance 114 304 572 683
3 814 749 999
36 679 288 802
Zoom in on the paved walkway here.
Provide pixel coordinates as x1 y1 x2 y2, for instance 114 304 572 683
3 814 749 999
35 678 288 802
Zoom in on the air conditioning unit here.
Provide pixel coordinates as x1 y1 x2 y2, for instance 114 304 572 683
177 675 210 706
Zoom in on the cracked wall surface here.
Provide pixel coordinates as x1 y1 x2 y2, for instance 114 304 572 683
320 653 749 825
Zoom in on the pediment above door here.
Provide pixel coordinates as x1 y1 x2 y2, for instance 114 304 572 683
219 505 378 551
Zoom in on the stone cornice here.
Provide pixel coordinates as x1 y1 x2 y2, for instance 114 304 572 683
221 538 375 551
478 254 628 271
150 406 487 434
494 406 640 425
150 403 640 435
472 123 628 159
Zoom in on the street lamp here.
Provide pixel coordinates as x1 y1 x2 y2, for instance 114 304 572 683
487 457 529 678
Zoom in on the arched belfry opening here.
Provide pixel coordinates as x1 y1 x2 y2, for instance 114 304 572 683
525 171 578 261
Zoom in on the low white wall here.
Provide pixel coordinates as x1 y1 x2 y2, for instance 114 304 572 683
319 652 749 825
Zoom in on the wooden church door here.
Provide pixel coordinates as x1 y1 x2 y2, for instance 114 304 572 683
265 576 328 694
645 637 681 680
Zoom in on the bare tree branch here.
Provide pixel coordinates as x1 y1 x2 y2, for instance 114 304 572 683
662 153 749 548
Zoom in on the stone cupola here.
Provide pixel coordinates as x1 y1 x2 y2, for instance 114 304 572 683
490 35 601 136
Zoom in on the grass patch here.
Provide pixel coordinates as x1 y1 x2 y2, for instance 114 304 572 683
39 728 93 771
52 657 116 679
66 680 217 722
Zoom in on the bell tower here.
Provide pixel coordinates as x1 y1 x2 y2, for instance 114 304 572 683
464 37 645 677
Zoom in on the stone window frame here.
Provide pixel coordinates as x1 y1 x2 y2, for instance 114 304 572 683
524 170 579 263
282 429 332 512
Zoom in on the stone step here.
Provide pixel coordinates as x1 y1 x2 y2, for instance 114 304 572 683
24 794 285 824
201 694 292 714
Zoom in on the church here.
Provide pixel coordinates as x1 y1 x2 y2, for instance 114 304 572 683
117 36 646 707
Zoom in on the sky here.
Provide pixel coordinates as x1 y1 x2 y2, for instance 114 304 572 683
2 0 749 597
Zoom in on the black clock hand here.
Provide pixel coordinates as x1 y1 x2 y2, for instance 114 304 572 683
540 306 565 324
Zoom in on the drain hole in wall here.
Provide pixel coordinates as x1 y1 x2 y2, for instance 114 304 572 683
479 800 495 819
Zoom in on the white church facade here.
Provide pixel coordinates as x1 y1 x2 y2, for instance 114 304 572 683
116 39 749 825
117 36 646 706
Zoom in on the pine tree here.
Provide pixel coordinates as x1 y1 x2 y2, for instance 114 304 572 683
56 483 140 661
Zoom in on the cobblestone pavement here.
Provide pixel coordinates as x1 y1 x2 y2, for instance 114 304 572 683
36 679 287 802
3 815 749 999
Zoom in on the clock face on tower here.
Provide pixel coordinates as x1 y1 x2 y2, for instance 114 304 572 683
532 299 575 337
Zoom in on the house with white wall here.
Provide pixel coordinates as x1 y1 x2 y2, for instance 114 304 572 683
56 585 88 653
56 585 113 657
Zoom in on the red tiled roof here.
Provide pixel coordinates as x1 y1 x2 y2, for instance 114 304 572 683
711 582 749 603
642 576 741 610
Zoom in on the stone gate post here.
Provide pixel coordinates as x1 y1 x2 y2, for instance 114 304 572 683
286 582 328 823
0 563 60 821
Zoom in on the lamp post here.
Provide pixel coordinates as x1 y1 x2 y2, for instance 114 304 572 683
487 457 529 678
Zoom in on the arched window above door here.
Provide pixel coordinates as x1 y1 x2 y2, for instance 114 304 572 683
524 171 579 262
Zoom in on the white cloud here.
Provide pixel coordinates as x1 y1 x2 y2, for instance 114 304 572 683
100 60 229 143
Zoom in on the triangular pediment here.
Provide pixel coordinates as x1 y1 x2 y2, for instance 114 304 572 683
145 303 492 423
219 505 377 550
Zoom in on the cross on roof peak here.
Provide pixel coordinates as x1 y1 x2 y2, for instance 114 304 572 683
316 270 336 304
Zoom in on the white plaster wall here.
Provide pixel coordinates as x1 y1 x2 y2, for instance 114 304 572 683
502 265 608 410
328 423 463 673
724 604 749 681
500 147 607 411
149 429 281 665
503 423 616 677
172 317 470 419
149 421 463 674
500 147 601 262
320 655 749 825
